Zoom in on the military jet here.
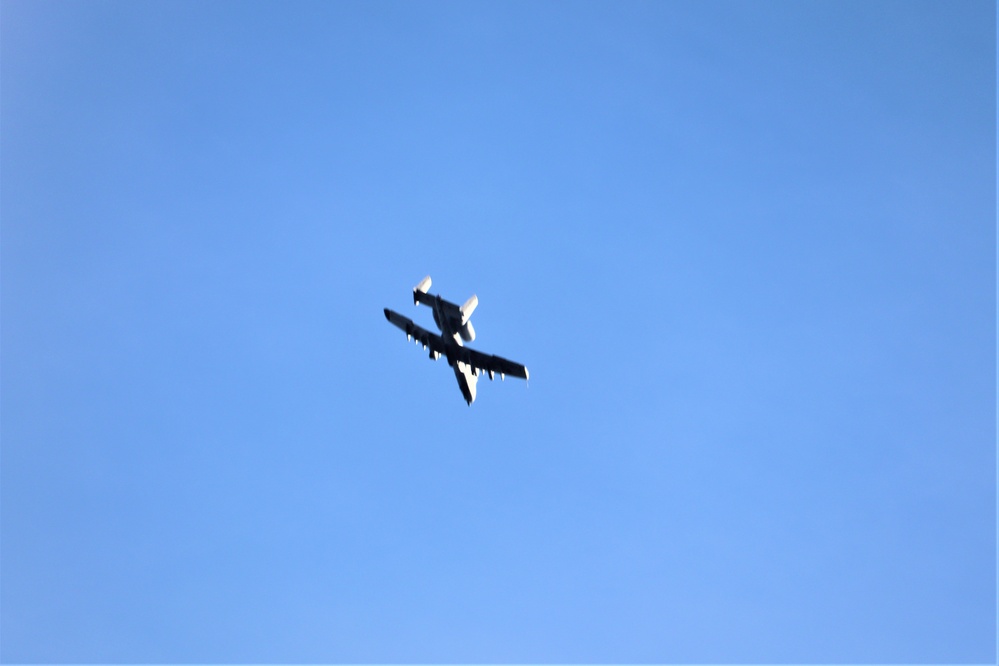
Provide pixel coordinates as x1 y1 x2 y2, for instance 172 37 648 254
384 276 529 405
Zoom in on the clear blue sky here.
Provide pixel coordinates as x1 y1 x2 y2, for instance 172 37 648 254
1 1 995 662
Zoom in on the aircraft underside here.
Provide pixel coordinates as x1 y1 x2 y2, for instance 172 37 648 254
384 276 528 405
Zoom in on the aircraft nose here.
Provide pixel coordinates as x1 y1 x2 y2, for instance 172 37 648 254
383 308 391 320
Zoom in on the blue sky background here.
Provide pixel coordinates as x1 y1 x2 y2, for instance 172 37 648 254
1 1 995 662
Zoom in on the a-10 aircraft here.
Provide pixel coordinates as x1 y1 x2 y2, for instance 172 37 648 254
384 276 529 405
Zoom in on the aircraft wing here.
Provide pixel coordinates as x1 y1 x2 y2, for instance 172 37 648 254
384 308 448 355
461 346 530 381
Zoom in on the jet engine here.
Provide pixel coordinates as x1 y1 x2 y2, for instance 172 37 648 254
459 320 476 342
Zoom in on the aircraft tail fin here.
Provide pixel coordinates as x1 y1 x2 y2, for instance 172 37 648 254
460 294 478 324
413 276 432 306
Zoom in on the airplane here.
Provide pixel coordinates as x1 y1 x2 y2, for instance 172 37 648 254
384 276 529 405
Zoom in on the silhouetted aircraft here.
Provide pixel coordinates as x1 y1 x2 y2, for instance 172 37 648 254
384 276 529 405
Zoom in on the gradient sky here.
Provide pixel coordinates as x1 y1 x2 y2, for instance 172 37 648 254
2 1 995 662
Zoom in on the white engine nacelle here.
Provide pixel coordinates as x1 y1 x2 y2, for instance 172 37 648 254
459 320 476 342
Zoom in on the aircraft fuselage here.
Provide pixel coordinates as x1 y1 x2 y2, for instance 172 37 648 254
427 295 478 404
